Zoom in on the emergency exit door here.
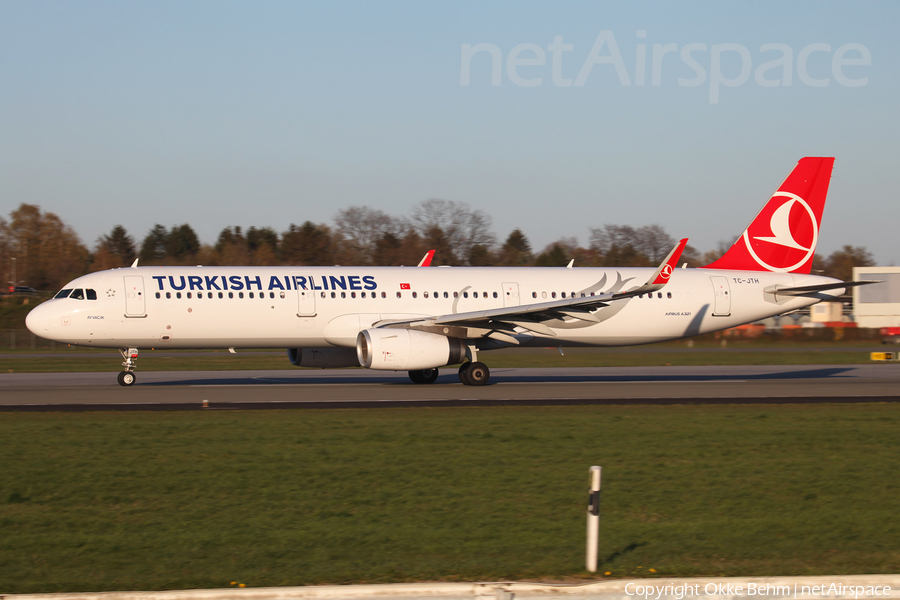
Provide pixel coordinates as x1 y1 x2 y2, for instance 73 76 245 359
296 274 317 317
502 282 520 307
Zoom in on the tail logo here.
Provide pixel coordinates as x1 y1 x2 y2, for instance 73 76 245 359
660 264 674 279
743 192 818 272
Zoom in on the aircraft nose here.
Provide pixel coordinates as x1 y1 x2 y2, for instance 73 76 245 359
25 302 50 336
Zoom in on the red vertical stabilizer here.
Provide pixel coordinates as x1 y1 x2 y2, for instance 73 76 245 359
703 157 834 274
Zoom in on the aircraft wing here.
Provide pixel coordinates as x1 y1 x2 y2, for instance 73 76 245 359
376 239 688 338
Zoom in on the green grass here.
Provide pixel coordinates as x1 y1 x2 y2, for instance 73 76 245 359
2 404 899 593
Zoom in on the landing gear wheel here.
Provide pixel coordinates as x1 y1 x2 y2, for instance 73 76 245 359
458 362 471 385
465 362 490 386
117 371 136 387
409 368 439 384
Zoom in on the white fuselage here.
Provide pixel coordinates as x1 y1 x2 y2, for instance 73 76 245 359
25 265 840 352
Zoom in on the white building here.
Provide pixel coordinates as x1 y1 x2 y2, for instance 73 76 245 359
853 266 900 328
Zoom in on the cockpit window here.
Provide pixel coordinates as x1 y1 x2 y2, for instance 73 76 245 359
55 289 73 299
70 289 85 300
86 289 97 300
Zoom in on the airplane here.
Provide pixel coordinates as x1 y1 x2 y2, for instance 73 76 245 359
26 157 872 387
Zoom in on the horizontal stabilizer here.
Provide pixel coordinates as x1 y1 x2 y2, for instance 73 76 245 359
765 280 879 297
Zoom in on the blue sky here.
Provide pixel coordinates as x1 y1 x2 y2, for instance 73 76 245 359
1 1 898 263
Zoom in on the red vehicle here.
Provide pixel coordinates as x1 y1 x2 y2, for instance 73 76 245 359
881 327 900 344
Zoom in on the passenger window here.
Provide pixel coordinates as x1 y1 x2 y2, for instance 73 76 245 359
187 292 192 299
208 292 213 299
70 289 85 300
351 292 356 298
218 292 223 298
361 292 366 298
341 292 346 298
396 292 402 298
443 292 448 298
412 292 417 298
156 292 161 299
166 292 171 299
532 292 537 298
228 292 234 299
657 293 662 299
492 292 498 298
55 289 73 299
321 292 326 298
331 292 336 298
280 292 285 299
434 292 438 298
483 292 488 298
176 292 182 299
562 292 567 298
542 291 547 299
86 289 97 300
248 292 254 299
424 291 429 298
551 292 557 298
463 292 468 298
667 292 672 299
381 292 386 298
453 291 458 298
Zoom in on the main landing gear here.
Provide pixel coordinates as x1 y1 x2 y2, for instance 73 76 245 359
408 346 490 387
118 348 139 386
408 368 439 384
458 361 490 386
458 344 489 386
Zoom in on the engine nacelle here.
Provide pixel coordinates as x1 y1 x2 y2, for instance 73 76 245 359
287 347 361 368
357 328 466 370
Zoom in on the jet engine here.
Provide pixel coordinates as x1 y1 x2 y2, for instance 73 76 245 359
357 328 466 370
287 347 361 368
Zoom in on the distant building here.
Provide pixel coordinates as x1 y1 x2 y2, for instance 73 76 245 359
853 266 900 328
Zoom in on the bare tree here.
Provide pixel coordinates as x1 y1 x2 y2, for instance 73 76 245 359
635 225 675 263
589 225 637 256
410 199 495 265
334 206 404 265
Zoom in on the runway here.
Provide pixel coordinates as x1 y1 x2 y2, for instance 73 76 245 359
2 364 899 411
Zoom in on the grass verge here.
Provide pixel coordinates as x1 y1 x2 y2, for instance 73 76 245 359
1 404 898 592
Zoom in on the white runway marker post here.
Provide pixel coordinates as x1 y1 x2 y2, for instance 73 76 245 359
586 465 602 572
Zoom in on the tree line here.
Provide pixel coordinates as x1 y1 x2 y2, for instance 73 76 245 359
0 201 875 292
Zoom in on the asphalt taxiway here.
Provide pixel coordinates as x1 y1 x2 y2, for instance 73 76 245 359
2 364 899 411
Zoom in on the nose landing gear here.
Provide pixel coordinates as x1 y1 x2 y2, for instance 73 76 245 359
118 348 139 386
